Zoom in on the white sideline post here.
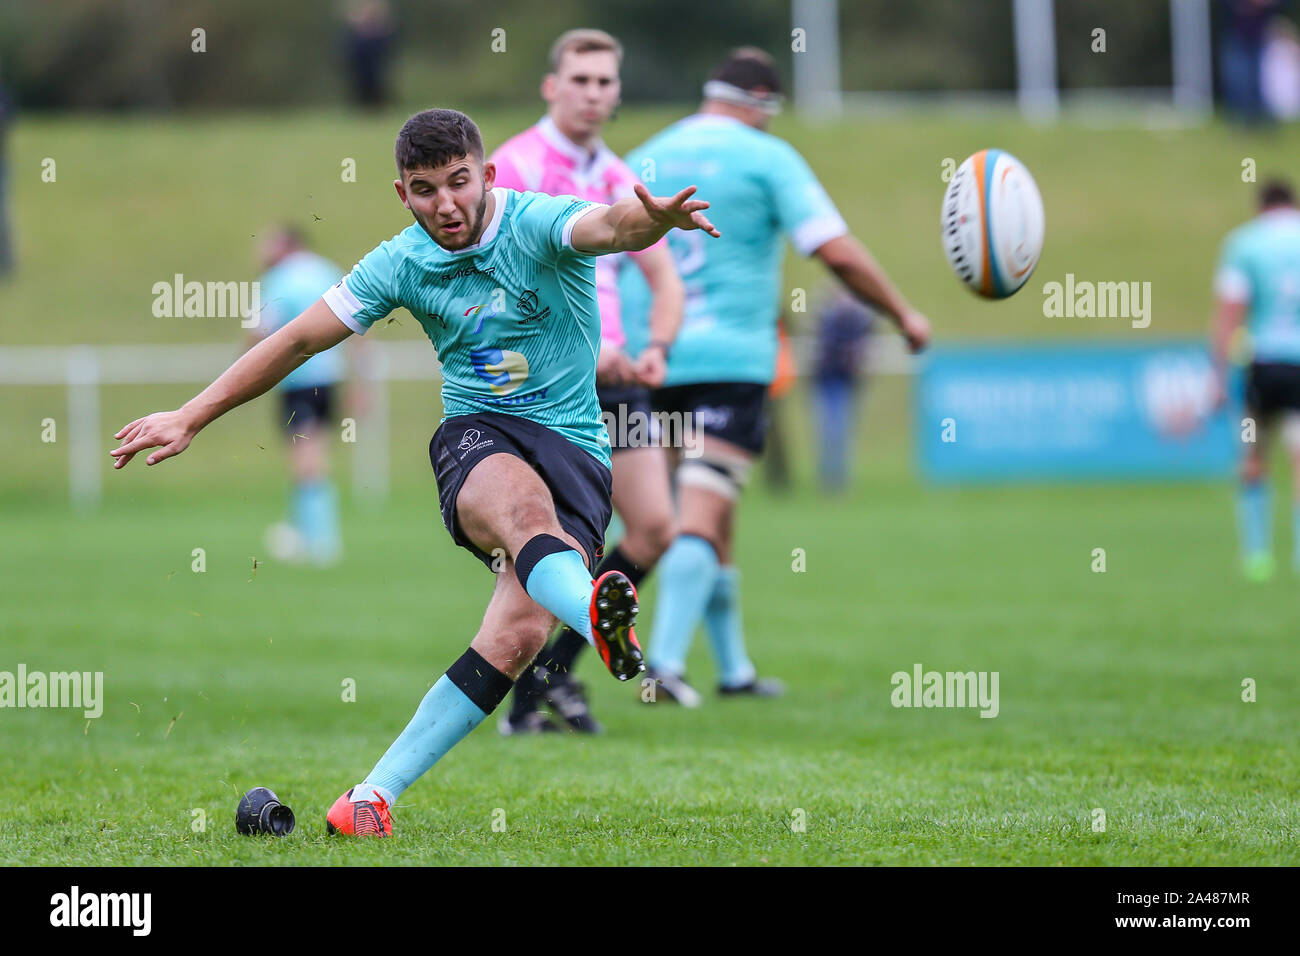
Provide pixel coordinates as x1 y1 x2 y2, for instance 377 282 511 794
792 0 842 117
1013 0 1059 122
1170 0 1213 116
67 346 101 510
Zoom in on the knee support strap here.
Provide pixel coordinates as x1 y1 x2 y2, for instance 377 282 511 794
677 447 753 501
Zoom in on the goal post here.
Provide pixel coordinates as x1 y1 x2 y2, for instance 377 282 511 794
792 0 1215 122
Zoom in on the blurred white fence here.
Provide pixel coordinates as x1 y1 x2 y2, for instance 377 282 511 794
0 336 912 508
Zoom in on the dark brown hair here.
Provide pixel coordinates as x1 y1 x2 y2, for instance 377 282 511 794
395 108 484 173
709 47 782 95
1259 178 1296 209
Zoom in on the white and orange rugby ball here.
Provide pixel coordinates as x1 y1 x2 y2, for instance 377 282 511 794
941 149 1044 298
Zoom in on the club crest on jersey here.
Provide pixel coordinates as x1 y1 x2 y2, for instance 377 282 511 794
470 347 530 395
515 288 550 322
458 428 482 450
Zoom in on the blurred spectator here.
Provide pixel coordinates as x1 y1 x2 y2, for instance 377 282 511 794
762 318 798 492
344 0 395 109
812 292 875 492
0 76 14 277
1219 0 1289 123
1262 16 1300 119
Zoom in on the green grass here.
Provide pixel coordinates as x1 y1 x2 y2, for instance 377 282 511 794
2 438 1297 865
6 107 1300 347
2 109 1299 864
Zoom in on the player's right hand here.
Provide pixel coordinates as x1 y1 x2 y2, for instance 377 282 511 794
110 410 199 469
632 346 668 388
596 347 636 386
899 310 931 353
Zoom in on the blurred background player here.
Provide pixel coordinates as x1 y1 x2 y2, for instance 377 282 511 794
490 28 685 734
812 291 876 492
622 48 931 706
247 225 358 565
1211 177 1300 580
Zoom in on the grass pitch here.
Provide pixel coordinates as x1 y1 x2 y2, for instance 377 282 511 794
3 429 1298 865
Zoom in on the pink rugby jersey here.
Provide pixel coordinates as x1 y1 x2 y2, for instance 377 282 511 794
490 116 660 350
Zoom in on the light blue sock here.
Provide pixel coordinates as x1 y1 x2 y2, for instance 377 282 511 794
520 547 594 644
704 566 756 688
1237 480 1271 559
647 534 719 675
292 479 341 560
352 675 488 805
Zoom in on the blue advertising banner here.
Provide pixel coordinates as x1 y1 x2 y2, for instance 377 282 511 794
915 342 1241 483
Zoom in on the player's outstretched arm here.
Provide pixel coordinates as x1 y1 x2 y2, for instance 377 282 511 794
571 184 720 256
110 299 353 469
814 234 931 353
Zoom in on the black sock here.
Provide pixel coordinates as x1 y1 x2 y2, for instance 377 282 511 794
446 647 515 714
546 545 650 675
509 663 542 717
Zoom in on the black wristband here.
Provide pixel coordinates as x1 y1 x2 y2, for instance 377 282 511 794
649 340 672 360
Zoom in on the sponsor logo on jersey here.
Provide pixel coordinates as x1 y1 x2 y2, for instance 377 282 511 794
470 347 530 395
484 387 549 406
465 301 504 334
433 264 497 285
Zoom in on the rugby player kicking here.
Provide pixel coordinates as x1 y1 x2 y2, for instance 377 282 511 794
110 107 718 837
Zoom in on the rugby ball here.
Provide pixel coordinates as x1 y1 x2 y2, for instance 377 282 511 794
941 149 1044 298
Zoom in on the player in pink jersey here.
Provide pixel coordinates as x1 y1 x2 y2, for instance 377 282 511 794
491 28 684 735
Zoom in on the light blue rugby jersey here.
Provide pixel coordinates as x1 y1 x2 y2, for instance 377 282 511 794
257 250 345 391
323 187 611 466
1215 207 1300 365
619 113 848 386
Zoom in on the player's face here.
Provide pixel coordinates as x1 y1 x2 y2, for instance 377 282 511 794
544 50 621 140
395 156 497 251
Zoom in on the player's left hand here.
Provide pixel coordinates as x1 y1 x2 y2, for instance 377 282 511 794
633 345 668 387
634 183 721 238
